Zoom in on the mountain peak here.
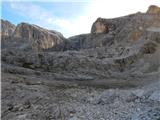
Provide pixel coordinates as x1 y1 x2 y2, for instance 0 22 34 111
146 5 160 14
1 19 16 37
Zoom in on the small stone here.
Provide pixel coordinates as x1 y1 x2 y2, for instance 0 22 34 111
7 104 13 111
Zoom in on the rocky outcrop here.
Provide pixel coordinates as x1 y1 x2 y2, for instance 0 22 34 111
146 5 160 14
91 17 115 34
0 19 16 38
67 33 114 50
1 21 66 51
13 23 65 51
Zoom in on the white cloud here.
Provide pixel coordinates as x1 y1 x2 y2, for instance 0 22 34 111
9 2 85 37
10 2 57 24
86 0 160 18
9 0 160 38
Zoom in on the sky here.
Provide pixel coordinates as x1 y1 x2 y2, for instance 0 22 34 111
1 0 160 38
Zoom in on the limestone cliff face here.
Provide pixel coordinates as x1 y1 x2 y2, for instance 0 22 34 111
13 23 65 50
146 5 160 14
91 17 115 34
1 21 65 51
0 19 16 38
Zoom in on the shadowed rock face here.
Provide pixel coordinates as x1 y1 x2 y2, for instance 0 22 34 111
147 5 160 14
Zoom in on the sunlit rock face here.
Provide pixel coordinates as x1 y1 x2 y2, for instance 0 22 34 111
91 17 115 34
13 23 65 50
0 19 16 38
146 5 160 14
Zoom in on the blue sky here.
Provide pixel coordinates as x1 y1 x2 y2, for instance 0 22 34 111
1 0 160 37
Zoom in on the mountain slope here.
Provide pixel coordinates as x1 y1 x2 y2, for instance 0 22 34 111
1 5 160 85
1 5 160 120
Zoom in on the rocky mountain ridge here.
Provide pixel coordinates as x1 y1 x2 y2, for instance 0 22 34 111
1 5 160 120
1 4 160 95
1 21 65 51
1 19 16 38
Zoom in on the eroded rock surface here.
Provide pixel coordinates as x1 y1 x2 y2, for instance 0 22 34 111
147 5 160 14
13 23 65 50
91 17 115 33
1 22 65 51
1 5 160 120
0 19 16 38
